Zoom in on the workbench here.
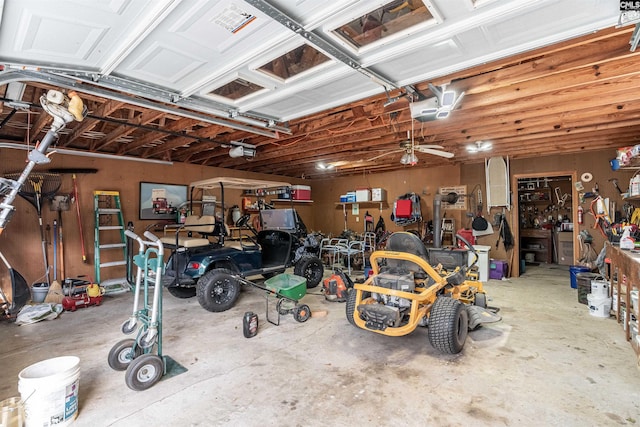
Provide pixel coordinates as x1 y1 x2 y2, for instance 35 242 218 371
605 242 640 365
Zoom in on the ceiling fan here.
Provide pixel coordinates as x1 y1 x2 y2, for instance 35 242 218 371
466 140 493 153
367 131 454 165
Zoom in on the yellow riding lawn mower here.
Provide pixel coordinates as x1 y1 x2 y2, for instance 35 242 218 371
346 232 501 354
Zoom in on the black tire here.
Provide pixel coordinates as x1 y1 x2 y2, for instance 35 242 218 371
196 268 241 312
345 288 358 326
167 286 196 299
294 304 311 322
125 354 164 391
121 319 137 335
293 255 324 288
345 289 369 326
474 292 487 308
428 297 469 354
108 339 142 371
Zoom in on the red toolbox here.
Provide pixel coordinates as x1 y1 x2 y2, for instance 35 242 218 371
395 199 412 218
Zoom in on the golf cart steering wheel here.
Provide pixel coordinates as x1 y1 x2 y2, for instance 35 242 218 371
235 213 259 236
456 233 479 270
235 214 251 228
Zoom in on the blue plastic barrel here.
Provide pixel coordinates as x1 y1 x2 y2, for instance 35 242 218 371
570 265 591 289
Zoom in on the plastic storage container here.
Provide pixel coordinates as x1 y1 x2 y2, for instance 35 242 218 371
291 185 311 200
489 259 508 280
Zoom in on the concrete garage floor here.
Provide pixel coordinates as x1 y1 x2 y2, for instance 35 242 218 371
1 264 639 426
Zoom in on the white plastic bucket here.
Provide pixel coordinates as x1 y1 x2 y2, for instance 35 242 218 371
587 294 611 318
590 279 609 298
18 356 80 427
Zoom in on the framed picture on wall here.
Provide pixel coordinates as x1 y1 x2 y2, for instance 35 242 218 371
139 182 188 220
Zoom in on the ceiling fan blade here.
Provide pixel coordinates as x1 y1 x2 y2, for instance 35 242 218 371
366 149 403 162
414 144 444 150
414 147 455 158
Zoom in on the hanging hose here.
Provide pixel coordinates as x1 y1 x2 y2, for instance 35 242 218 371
72 174 87 263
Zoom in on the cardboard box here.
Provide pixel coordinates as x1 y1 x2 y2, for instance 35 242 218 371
558 240 573 265
371 188 387 202
346 192 356 203
291 185 311 200
356 188 371 202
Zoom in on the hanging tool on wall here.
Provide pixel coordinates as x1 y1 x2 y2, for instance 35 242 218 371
609 178 624 194
0 90 85 235
72 174 88 263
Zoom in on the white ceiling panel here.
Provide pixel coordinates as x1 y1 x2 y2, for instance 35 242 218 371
0 0 621 126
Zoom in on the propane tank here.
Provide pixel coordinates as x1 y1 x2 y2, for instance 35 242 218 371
578 205 584 225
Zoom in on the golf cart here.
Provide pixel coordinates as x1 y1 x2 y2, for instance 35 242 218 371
346 231 500 354
158 177 323 312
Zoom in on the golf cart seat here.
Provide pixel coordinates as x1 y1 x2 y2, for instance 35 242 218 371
382 231 429 278
160 215 216 248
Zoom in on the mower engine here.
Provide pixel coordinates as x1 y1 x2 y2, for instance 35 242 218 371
358 271 416 330
372 271 415 309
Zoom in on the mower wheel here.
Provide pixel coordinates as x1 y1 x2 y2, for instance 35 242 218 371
294 304 311 322
346 289 369 326
294 255 324 288
428 297 469 354
108 339 142 371
197 268 241 312
474 292 487 308
167 286 196 299
125 354 164 391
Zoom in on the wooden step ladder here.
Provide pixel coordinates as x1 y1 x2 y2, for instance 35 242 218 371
441 218 455 246
94 191 127 284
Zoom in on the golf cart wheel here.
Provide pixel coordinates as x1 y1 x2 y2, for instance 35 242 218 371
474 292 487 308
293 304 311 322
294 255 324 288
196 268 241 312
108 339 142 371
428 297 469 354
167 286 196 299
125 354 164 391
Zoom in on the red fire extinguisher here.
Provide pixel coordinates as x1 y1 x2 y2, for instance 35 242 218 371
578 205 584 224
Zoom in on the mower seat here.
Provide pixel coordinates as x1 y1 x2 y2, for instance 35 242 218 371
383 231 429 278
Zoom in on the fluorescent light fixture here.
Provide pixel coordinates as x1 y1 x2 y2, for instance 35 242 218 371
411 83 464 122
466 141 493 153
316 162 335 170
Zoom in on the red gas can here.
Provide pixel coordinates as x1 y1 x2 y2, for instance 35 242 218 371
457 228 476 248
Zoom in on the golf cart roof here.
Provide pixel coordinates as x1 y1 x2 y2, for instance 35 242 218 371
189 177 291 191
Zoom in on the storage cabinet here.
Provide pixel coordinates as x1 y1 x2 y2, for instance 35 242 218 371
520 228 553 264
605 243 640 364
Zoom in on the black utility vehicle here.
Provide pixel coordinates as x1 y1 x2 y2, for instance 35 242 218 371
158 177 323 312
